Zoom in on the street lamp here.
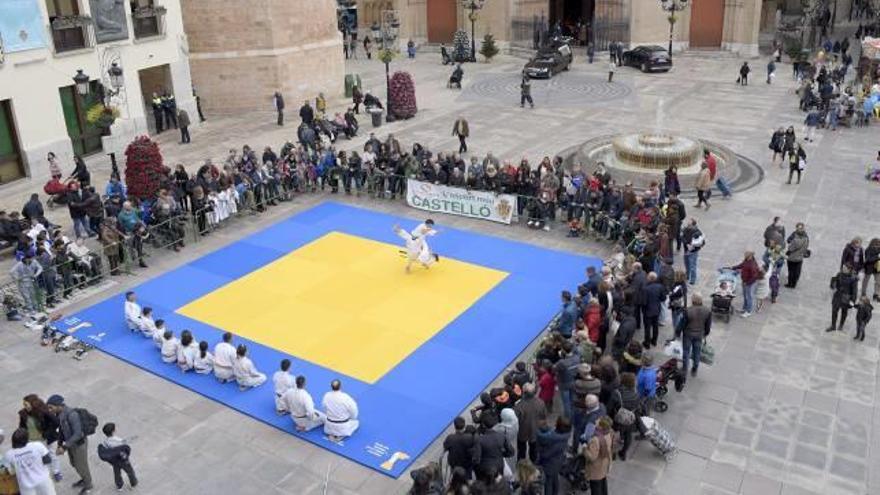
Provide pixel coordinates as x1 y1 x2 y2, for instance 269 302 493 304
461 0 486 62
377 12 400 121
659 0 688 62
73 69 90 96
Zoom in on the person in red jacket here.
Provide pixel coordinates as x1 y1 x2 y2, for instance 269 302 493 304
537 361 556 413
584 300 603 344
729 251 760 317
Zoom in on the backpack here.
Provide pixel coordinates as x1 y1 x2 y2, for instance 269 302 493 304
74 408 99 436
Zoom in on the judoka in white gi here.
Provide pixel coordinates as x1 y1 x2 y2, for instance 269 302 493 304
213 332 237 383
193 341 214 374
123 291 141 332
152 320 166 348
321 380 359 441
233 344 267 391
137 307 157 339
282 375 325 432
273 359 296 414
393 219 440 273
177 330 198 372
160 331 180 364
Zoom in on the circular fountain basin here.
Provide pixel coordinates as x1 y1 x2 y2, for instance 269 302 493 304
611 133 702 170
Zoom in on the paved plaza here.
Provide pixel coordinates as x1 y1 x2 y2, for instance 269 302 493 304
0 50 878 495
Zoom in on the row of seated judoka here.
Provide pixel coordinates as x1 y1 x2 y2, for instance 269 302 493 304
123 291 359 441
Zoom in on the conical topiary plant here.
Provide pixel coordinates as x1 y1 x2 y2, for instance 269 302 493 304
124 135 169 200
453 29 470 62
480 33 499 61
389 71 417 119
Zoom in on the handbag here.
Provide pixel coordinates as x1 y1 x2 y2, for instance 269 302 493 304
804 249 811 258
613 390 636 426
700 340 715 366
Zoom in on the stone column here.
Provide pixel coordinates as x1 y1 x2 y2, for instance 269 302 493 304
181 0 344 114
722 0 762 56
629 0 691 52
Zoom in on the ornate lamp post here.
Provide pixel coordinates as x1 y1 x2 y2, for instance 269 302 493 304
375 11 400 121
659 0 688 62
107 63 124 95
461 0 486 62
73 69 91 96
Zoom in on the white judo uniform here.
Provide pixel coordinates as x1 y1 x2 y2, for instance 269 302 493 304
394 224 437 271
273 371 296 413
322 390 360 439
213 342 237 382
160 337 180 364
283 388 325 431
233 356 267 389
193 351 214 374
138 315 157 339
124 300 141 331
152 325 165 348
177 342 198 371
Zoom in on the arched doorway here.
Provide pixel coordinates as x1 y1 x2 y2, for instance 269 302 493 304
689 0 724 48
549 0 594 42
427 0 457 43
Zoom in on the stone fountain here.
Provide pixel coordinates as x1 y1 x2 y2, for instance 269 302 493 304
565 131 750 191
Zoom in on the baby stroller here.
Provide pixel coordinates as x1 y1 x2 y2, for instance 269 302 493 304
448 65 463 89
560 452 588 492
711 268 738 322
655 357 685 412
641 416 677 461
44 178 70 209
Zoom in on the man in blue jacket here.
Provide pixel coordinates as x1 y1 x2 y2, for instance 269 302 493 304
556 290 578 338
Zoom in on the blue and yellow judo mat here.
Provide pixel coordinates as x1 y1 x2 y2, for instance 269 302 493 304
59 202 600 477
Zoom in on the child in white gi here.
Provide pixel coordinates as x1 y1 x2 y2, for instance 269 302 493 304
193 341 214 374
273 359 296 414
152 320 166 348
160 331 180 364
123 291 141 332
233 344 266 391
137 307 157 339
177 330 198 372
213 332 237 383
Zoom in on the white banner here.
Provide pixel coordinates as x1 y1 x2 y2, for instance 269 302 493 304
406 179 517 224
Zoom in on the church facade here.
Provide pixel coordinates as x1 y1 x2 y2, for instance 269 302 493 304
356 0 852 57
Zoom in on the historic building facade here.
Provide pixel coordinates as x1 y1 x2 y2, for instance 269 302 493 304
357 0 856 56
0 0 196 183
181 0 345 115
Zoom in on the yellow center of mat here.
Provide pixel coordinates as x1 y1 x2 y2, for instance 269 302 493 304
177 231 508 383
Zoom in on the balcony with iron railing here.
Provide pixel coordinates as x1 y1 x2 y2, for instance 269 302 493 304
132 5 167 40
49 15 95 54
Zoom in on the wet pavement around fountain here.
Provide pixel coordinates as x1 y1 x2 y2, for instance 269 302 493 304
0 50 878 495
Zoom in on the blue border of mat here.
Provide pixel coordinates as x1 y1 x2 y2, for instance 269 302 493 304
59 202 600 477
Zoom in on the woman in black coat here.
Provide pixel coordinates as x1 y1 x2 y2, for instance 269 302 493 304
68 155 91 187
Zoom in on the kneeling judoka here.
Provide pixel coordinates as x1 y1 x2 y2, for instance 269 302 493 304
322 380 359 442
281 375 325 432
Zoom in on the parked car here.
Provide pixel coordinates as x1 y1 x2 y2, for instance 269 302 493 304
523 43 572 79
621 45 672 72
